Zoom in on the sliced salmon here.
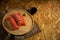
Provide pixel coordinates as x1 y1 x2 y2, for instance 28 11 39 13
7 16 19 30
12 13 26 26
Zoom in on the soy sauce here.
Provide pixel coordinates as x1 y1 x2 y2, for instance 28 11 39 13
27 7 37 15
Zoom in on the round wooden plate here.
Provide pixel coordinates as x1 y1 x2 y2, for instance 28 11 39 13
2 9 34 35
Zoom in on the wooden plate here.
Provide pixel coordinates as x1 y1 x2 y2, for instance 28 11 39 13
2 9 34 35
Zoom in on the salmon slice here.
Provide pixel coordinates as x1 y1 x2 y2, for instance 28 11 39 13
12 13 26 26
7 16 19 30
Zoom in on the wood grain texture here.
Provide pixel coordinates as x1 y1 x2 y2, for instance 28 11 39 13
0 0 60 40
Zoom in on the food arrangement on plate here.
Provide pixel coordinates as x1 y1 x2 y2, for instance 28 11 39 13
6 13 26 30
2 9 34 35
